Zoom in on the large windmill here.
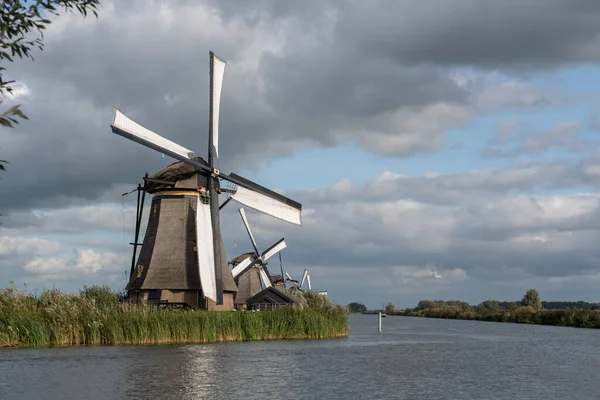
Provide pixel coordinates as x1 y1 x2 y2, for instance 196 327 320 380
110 52 302 310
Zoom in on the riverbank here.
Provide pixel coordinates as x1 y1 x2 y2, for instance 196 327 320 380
0 286 349 348
395 307 600 329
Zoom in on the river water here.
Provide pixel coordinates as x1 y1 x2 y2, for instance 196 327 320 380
1 315 599 399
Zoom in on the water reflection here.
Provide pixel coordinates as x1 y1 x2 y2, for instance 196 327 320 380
180 345 220 399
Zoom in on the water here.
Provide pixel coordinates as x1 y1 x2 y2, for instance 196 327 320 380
1 315 599 399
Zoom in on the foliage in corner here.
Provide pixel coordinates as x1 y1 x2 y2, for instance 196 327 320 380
0 0 101 126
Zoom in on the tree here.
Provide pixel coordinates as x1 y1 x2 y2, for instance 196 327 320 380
385 302 395 314
475 300 500 312
0 1 100 129
521 288 542 311
347 302 367 313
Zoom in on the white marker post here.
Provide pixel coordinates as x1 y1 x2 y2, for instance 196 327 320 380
378 312 382 333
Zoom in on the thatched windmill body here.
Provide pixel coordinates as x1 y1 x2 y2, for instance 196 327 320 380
110 52 302 310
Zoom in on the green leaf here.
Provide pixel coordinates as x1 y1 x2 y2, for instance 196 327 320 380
0 118 14 128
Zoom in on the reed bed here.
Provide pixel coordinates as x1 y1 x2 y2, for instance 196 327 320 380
0 286 349 348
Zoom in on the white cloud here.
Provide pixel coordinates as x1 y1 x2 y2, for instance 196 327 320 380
0 236 61 256
24 249 126 277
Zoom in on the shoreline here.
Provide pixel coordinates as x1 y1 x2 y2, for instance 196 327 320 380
1 330 349 350
388 307 600 329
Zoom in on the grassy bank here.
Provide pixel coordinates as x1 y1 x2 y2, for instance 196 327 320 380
397 307 600 329
0 286 349 348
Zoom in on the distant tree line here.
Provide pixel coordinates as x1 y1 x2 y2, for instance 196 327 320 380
349 288 600 317
365 289 600 329
347 302 367 313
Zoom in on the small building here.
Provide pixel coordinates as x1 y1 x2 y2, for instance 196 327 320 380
246 287 296 311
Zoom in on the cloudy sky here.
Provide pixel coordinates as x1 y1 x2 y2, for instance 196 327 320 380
2 0 600 308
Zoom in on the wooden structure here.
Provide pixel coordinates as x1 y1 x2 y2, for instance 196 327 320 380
246 287 296 311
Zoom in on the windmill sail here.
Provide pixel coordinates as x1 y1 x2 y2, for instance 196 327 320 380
231 256 253 278
301 269 308 288
232 208 287 283
239 208 259 253
259 268 272 288
111 109 196 162
223 178 302 225
196 197 217 302
210 52 226 159
263 238 287 261
231 239 286 280
111 109 302 226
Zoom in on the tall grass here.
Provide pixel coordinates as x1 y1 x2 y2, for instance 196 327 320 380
0 285 349 348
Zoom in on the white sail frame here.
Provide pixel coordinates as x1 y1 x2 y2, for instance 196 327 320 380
196 197 217 302
229 186 302 226
211 55 226 158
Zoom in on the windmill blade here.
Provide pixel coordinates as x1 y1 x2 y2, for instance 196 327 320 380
110 109 302 226
111 108 200 164
307 274 312 291
262 238 287 262
231 256 254 279
300 269 308 288
209 52 226 159
258 268 272 289
279 252 285 289
285 272 296 282
238 208 260 255
196 197 217 303
207 52 226 305
221 173 302 226
232 239 284 283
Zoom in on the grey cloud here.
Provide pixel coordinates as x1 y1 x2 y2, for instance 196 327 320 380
334 0 600 71
2 0 572 214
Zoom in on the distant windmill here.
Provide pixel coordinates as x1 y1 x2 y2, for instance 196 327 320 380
278 253 298 289
230 208 287 304
284 268 312 292
110 52 302 310
300 269 312 291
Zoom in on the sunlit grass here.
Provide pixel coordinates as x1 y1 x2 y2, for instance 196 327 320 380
0 285 349 348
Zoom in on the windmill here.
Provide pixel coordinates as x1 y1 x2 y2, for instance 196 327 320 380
300 269 312 291
110 52 302 310
277 253 298 289
230 207 287 305
282 269 310 293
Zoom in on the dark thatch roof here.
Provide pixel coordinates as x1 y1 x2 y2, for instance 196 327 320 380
246 286 296 306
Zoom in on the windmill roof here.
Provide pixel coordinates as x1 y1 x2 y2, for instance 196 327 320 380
246 286 296 306
144 158 209 193
229 252 255 266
